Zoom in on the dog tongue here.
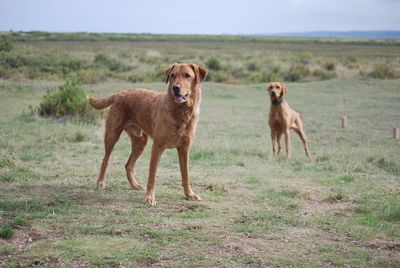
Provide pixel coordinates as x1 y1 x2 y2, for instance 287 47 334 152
175 95 184 102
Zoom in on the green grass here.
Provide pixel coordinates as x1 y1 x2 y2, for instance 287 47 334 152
1 42 400 266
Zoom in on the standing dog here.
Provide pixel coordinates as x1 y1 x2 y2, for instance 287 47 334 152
267 82 310 159
88 63 207 205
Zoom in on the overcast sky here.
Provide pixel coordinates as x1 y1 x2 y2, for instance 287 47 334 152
1 0 399 34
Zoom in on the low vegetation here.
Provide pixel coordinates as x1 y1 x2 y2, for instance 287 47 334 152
1 32 400 84
37 75 98 122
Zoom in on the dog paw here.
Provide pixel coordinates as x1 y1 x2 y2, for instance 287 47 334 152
131 182 144 190
97 181 106 189
144 193 156 206
186 192 201 201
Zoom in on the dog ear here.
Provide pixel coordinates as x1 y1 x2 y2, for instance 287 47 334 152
191 64 208 83
164 63 177 84
266 83 272 92
281 82 288 95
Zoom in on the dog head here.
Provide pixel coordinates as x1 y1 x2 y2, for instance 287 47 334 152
267 82 287 102
165 63 208 106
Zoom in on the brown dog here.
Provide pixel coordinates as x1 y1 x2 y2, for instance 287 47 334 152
267 82 310 159
88 63 207 205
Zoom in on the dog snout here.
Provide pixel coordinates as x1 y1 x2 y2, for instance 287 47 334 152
271 91 276 97
172 85 181 96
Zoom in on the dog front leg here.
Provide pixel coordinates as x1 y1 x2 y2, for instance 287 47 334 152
271 130 278 157
177 139 201 201
284 129 291 159
144 143 165 206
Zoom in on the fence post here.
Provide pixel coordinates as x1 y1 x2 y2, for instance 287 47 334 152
393 128 400 139
341 116 348 128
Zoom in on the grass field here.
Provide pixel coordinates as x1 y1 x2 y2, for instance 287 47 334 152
0 74 399 266
2 32 400 84
1 34 400 266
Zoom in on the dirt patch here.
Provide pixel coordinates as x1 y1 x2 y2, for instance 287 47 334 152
0 225 65 266
213 225 321 265
296 185 356 217
17 256 89 268
324 229 400 252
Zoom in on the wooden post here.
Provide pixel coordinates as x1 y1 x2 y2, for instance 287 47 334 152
299 111 305 121
341 116 348 128
393 128 400 139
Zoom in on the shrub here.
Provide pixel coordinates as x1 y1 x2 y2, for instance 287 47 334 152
93 53 129 72
368 64 396 79
208 71 230 83
285 65 310 82
313 69 337 80
324 60 337 71
0 66 12 79
298 52 313 65
249 74 264 84
38 75 97 122
206 57 222 71
230 66 248 80
0 40 12 52
264 72 284 83
0 52 28 69
247 62 259 72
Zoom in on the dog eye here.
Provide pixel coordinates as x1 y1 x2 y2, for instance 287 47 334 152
184 73 191 79
170 74 176 79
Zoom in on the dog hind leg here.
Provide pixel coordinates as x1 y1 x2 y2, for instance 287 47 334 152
292 120 310 158
97 108 124 188
125 129 148 190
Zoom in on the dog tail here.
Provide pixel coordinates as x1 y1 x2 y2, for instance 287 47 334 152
87 95 115 110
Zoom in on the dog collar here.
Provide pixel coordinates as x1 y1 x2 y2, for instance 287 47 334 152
271 99 283 105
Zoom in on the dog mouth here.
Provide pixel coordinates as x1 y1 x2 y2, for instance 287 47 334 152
174 93 189 103
270 91 280 100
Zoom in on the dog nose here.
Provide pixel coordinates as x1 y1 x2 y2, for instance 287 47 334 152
271 91 276 96
172 85 180 96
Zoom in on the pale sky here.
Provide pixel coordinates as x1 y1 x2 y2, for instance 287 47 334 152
1 0 399 34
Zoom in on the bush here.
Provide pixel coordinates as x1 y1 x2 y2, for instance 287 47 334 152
0 66 12 79
324 60 337 71
38 75 97 122
313 69 337 80
247 62 259 72
93 53 130 72
0 40 12 52
298 53 313 65
249 74 264 84
368 64 396 79
285 65 310 82
0 52 28 69
206 71 230 83
206 57 222 71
